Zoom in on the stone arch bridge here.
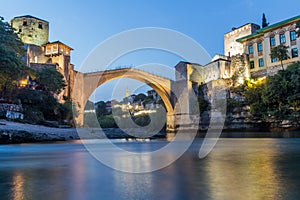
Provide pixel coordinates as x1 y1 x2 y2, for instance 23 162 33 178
72 63 199 132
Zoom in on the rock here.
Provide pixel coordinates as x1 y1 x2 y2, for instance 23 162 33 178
281 120 291 125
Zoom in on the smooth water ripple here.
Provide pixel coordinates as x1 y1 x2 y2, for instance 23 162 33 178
0 138 300 200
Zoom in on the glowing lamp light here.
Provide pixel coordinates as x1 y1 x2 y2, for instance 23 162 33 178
237 77 244 85
19 79 28 87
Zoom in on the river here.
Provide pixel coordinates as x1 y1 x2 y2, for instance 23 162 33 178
0 138 300 200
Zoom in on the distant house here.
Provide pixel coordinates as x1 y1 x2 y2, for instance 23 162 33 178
0 104 24 120
105 101 112 113
6 111 24 120
106 100 119 113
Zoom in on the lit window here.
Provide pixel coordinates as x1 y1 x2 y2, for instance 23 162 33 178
38 22 43 29
259 58 264 67
23 20 27 26
46 45 51 54
271 56 277 63
257 42 263 52
270 37 276 47
250 61 255 69
248 45 253 54
280 34 286 44
292 48 298 58
52 44 58 53
290 31 296 41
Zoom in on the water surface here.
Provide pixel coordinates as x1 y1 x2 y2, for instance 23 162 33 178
0 138 300 200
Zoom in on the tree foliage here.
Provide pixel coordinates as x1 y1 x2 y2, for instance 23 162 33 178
269 44 290 70
243 79 267 116
95 101 107 116
0 17 28 97
13 88 60 121
0 17 25 55
263 62 300 116
35 67 66 94
241 62 300 119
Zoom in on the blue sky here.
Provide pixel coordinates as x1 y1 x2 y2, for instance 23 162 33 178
1 0 300 101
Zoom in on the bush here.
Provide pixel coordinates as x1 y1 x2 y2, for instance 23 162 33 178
227 98 243 113
132 114 151 127
98 115 117 128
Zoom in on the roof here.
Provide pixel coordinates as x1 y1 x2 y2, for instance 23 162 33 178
42 41 74 50
12 15 48 23
237 15 300 43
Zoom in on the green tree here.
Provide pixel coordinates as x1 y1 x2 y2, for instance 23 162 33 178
262 62 300 118
269 44 290 71
0 17 28 98
243 80 267 117
13 88 60 122
36 67 66 94
262 13 269 28
0 17 25 55
95 101 107 116
58 96 74 125
134 93 147 102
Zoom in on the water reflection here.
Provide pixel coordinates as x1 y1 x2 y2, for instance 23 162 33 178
205 139 282 199
1 139 300 199
12 171 25 200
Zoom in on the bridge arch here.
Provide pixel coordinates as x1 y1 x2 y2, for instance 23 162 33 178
73 68 175 129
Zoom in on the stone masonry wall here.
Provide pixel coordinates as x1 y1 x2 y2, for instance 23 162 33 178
10 16 49 46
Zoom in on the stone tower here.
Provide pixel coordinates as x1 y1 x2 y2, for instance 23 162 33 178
10 15 49 46
224 23 260 57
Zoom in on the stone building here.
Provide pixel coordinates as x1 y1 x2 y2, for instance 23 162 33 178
236 15 300 77
224 23 260 57
10 15 76 101
197 14 300 85
10 15 49 46
191 54 231 85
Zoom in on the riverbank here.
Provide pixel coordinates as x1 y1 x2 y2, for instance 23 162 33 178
0 120 79 143
0 120 164 144
1 120 300 144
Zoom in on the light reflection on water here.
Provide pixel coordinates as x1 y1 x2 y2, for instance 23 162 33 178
205 139 282 200
0 138 300 200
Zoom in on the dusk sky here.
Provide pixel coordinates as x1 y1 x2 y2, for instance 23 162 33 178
1 0 300 101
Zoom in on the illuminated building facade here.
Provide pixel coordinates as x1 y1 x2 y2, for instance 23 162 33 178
226 15 300 77
10 15 76 100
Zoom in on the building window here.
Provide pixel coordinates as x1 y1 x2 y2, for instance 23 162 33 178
280 34 286 44
46 45 51 54
290 31 296 41
259 58 264 67
18 28 22 33
250 61 255 69
38 22 43 29
270 37 276 47
292 48 298 58
271 56 277 63
248 45 253 54
257 42 263 52
23 20 27 26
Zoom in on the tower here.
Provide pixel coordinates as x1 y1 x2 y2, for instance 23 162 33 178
224 23 260 57
10 15 49 46
125 86 129 98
